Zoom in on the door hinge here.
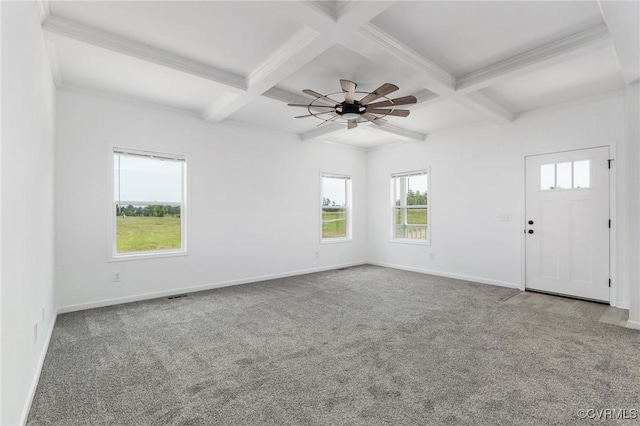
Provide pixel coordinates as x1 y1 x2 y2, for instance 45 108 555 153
608 159 614 169
609 279 612 288
609 219 611 228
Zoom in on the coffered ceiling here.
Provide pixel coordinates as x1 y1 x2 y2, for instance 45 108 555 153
39 1 639 148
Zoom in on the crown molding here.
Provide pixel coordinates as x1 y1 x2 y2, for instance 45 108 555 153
301 122 345 141
598 1 640 85
42 15 247 91
357 23 456 93
372 123 426 142
304 0 338 21
44 40 62 88
35 0 50 23
457 24 612 93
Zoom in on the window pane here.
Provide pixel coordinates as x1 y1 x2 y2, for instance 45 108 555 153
322 208 346 239
573 160 590 188
322 177 346 207
406 174 428 205
540 164 555 190
321 175 349 239
114 152 183 254
406 208 427 225
556 162 572 189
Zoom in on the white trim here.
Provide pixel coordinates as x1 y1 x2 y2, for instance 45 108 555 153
372 123 427 142
320 171 353 242
57 262 367 314
457 25 611 93
357 23 455 92
368 261 520 289
42 16 246 91
108 147 189 262
523 145 617 305
626 320 640 330
391 168 431 244
301 122 345 141
18 313 57 426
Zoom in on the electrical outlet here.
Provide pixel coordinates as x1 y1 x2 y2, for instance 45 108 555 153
315 252 319 258
41 305 45 324
34 322 38 344
429 253 435 260
113 272 121 282
498 213 513 222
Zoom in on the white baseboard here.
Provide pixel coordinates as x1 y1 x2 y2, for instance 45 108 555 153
615 301 630 310
626 320 640 330
57 262 367 314
367 261 521 289
19 313 57 426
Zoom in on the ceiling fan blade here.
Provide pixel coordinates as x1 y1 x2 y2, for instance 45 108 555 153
340 79 357 104
303 89 340 105
359 83 399 105
347 119 358 130
295 111 335 118
366 95 417 108
361 112 387 125
317 114 340 126
367 108 410 117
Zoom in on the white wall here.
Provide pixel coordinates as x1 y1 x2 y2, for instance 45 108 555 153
367 96 629 306
625 82 640 328
55 89 367 310
1 2 57 425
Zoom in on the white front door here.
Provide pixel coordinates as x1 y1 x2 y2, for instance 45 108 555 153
525 147 610 302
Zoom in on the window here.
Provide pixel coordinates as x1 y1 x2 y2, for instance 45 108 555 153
111 148 187 259
321 174 351 241
392 170 429 242
540 160 590 190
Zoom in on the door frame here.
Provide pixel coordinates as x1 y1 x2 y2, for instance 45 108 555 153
521 142 618 306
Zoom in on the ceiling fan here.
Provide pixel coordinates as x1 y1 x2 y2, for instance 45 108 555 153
288 80 417 129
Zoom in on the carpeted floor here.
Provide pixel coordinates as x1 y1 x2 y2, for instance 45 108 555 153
28 265 640 425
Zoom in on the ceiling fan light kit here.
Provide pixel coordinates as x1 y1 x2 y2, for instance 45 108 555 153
289 80 417 129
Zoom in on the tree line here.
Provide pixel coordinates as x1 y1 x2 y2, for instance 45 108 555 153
396 189 428 206
116 204 181 218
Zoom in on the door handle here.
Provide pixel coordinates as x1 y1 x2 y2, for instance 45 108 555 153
528 229 534 234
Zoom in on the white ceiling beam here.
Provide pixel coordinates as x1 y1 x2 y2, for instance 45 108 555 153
598 0 640 85
457 25 612 93
354 23 455 93
452 92 514 124
42 15 247 91
204 27 333 122
262 87 311 105
36 0 50 23
301 122 345 141
372 123 426 142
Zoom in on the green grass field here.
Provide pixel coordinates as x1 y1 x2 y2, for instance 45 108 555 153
116 216 181 252
395 208 428 225
322 210 346 238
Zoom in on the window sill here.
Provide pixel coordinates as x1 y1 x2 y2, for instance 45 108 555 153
389 238 431 246
108 249 189 262
321 238 353 245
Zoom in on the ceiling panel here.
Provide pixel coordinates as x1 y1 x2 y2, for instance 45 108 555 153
227 95 316 135
51 34 230 113
400 100 488 135
322 125 407 149
371 1 604 76
276 44 425 102
480 47 625 113
50 1 303 77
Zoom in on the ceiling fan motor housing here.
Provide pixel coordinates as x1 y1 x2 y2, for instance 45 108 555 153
337 101 365 120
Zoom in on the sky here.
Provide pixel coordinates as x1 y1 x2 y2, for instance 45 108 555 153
114 154 183 203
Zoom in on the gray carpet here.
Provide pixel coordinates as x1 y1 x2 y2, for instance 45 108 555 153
27 266 640 425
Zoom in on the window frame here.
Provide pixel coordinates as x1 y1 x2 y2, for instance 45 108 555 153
108 147 189 262
320 172 352 243
390 169 430 245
